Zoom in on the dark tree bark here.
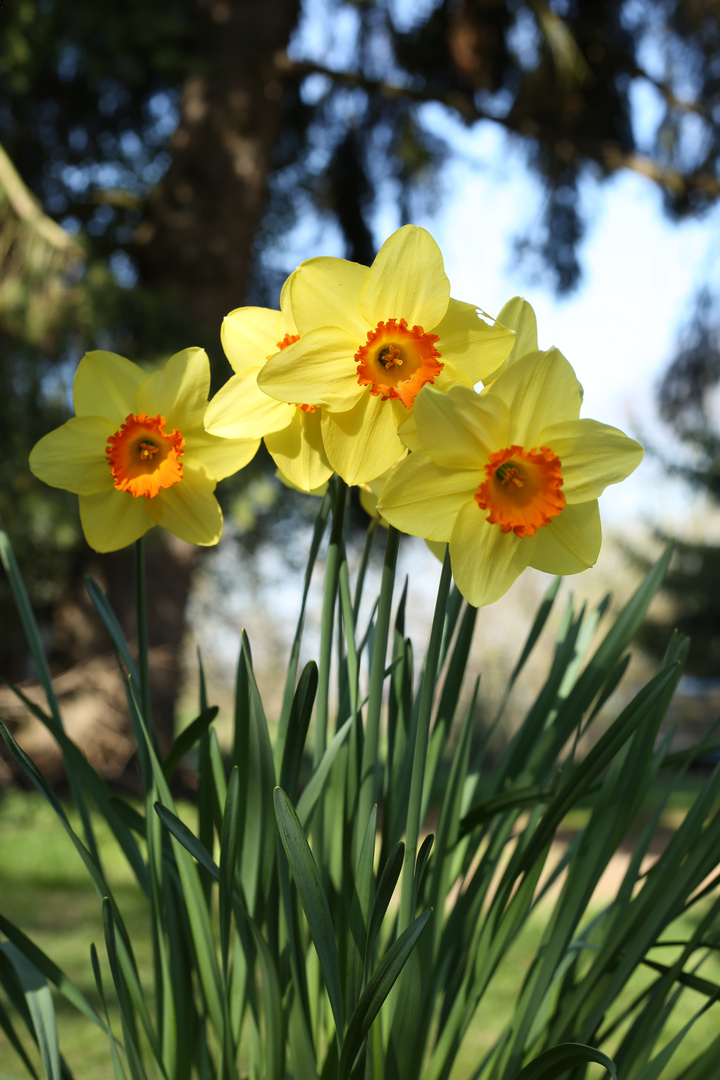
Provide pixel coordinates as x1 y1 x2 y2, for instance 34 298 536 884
134 0 302 336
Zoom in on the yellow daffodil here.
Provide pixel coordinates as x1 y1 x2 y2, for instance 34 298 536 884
378 348 644 607
29 348 259 552
256 224 515 486
203 282 333 492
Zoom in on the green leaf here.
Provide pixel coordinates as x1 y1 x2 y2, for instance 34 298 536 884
279 661 318 801
273 786 345 1043
276 486 332 749
0 518 63 730
338 909 432 1080
219 767 241 973
239 631 277 917
0 944 61 1080
154 803 221 884
346 806 377 1015
413 833 434 913
296 715 353 827
162 706 219 779
90 944 129 1080
459 787 554 837
366 842 404 969
0 914 105 1034
511 1042 616 1079
0 991 42 1080
85 576 140 687
101 901 148 1080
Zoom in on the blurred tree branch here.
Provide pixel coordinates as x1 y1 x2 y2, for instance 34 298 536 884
277 53 720 201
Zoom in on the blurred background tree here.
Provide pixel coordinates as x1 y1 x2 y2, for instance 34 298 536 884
635 288 720 677
3 0 720 742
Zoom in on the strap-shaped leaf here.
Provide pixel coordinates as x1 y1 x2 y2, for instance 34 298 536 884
1 943 61 1080
162 706 218 779
296 715 353 827
90 943 130 1080
346 806 377 1015
102 900 148 1080
366 842 404 973
85 576 139 686
0 913 105 1033
0 991 42 1080
279 662 318 801
511 1042 617 1079
339 909 431 1080
273 786 345 1043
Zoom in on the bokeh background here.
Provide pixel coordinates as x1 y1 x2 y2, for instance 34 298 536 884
3 0 720 778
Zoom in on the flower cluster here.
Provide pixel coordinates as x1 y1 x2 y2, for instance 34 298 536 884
30 225 643 606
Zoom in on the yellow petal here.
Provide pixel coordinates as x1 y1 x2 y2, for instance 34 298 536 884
73 351 145 423
79 490 154 552
425 539 447 562
265 410 333 492
137 348 210 433
276 469 328 497
258 327 364 409
449 500 534 607
221 307 283 374
434 299 515 385
378 451 474 542
288 257 369 339
278 274 298 334
412 384 509 468
145 464 223 546
359 481 385 524
490 347 582 446
395 402 421 451
29 417 117 494
487 297 539 377
537 419 644 503
320 393 406 485
205 371 294 438
183 430 260 481
529 500 601 575
360 225 449 331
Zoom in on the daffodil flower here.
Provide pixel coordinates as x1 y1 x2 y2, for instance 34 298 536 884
377 348 644 607
203 282 333 492
256 225 515 485
29 348 259 552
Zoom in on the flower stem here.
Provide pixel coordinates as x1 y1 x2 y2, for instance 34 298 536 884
398 549 452 935
134 536 152 727
315 476 347 764
355 524 400 858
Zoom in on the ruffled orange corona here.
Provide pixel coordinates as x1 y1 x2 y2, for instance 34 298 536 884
106 413 184 499
356 317 442 408
275 333 300 353
475 445 565 537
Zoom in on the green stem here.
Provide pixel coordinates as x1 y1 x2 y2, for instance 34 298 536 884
355 525 400 859
398 550 453 934
315 477 347 764
134 537 152 728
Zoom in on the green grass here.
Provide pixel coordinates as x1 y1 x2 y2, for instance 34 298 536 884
2 786 719 1080
0 790 151 1079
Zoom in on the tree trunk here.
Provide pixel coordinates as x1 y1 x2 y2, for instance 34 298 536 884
134 0 302 336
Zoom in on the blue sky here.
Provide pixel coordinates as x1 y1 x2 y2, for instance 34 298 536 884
433 151 720 527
